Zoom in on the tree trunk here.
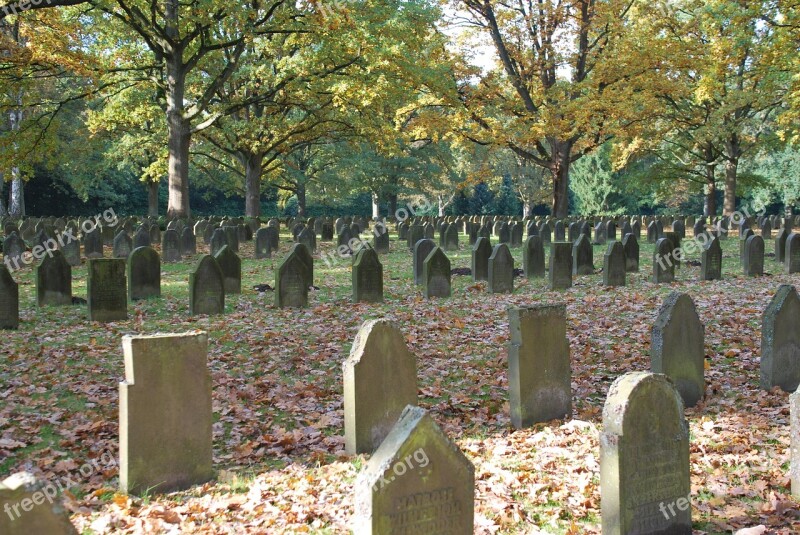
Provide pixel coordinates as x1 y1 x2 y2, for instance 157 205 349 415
147 180 159 217
244 153 263 218
0 177 7 216
703 145 716 217
164 3 191 219
296 183 306 218
388 193 398 218
438 194 446 217
723 135 740 216
372 192 380 219
550 140 572 218
522 199 533 218
9 173 24 217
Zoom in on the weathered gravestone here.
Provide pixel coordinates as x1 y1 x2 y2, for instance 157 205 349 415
487 243 514 294
761 285 800 392
297 227 316 254
127 246 161 300
549 242 573 290
113 231 133 259
83 227 103 259
700 236 722 281
743 234 765 276
786 233 800 274
622 233 639 272
523 235 545 279
35 250 72 306
181 227 196 256
189 256 225 315
373 225 390 254
413 239 436 286
507 304 571 428
61 235 81 267
352 247 384 303
651 292 705 407
213 245 242 294
87 259 127 322
553 220 565 242
653 238 675 283
600 372 691 535
444 224 459 251
344 319 416 454
2 231 24 267
603 241 626 287
0 265 19 329
275 246 309 308
119 332 214 494
423 247 451 298
470 237 491 282
353 405 474 535
209 228 228 257
264 225 279 253
254 227 272 259
776 227 789 263
223 225 240 253
133 226 151 249
572 234 594 275
161 229 181 263
0 472 77 535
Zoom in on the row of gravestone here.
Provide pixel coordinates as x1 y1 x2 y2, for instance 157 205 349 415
7 281 799 533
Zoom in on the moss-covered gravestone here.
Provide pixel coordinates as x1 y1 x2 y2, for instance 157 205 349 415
353 405 474 534
113 231 133 259
423 247 451 299
254 228 271 259
549 242 572 290
35 250 72 306
523 235 545 279
127 246 161 300
119 332 214 495
210 228 228 257
603 241 626 287
344 319 415 454
622 233 639 272
600 372 691 535
275 246 309 308
487 243 514 294
352 247 383 303
776 227 789 263
0 472 77 534
413 239 436 286
87 258 127 322
189 255 225 315
761 285 800 392
786 233 800 274
507 304 571 428
180 227 196 257
743 234 764 276
213 245 242 294
161 229 181 263
0 265 18 329
651 292 705 407
470 237 491 282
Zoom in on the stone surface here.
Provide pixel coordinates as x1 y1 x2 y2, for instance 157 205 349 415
653 238 675 283
507 304 571 428
113 231 133 259
127 246 161 300
87 259 127 322
344 319 416 454
213 245 242 294
651 292 705 407
786 233 800 274
603 241 626 287
470 237 491 282
352 246 383 303
353 405 474 535
0 265 19 329
523 235 545 278
487 243 514 294
189 255 225 315
700 237 722 281
549 242 572 290
119 332 214 495
35 250 72 306
83 227 103 259
572 234 594 275
413 239 436 286
761 285 800 392
600 372 691 535
423 247 451 299
0 472 77 534
275 246 309 308
622 233 639 272
743 234 765 276
161 229 181 263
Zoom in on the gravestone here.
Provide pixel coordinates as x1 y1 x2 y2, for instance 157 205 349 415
600 372 691 535
293 242 314 288
119 332 214 494
127 246 161 300
87 259 128 322
539 223 551 244
470 237 491 282
523 235 545 278
761 285 800 392
113 231 133 259
0 472 77 534
693 220 705 238
775 227 789 263
510 222 523 247
444 224 459 251
423 247 451 298
743 234 764 276
606 220 617 241
651 292 705 407
572 234 594 275
275 246 309 308
786 233 800 274
83 227 103 259
413 239 437 286
210 228 228 256
254 228 272 259
344 319 416 454
61 235 81 267
353 405 474 535
761 220 772 240
35 250 72 306
700 237 722 281
549 242 572 290
161 229 181 263
647 221 658 243
223 225 240 253
0 266 19 329
507 304 571 428
297 228 316 254
622 233 639 272
487 243 514 294
213 245 242 294
190 256 225 315
180 227 196 256
407 225 424 251
373 226 390 254
653 238 675 283
603 241 626 287
339 226 354 254
133 226 151 249
264 225 279 253
2 231 24 266
352 247 383 303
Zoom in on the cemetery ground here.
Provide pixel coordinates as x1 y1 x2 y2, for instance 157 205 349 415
0 232 798 534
